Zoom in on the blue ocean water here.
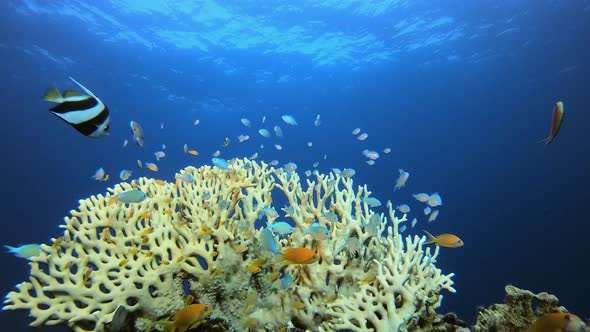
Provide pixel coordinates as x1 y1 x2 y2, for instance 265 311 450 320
1 0 589 331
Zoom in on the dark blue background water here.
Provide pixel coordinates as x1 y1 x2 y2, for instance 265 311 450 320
1 0 589 330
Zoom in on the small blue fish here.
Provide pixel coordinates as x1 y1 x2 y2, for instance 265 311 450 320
362 197 381 207
258 129 271 138
322 212 339 223
5 244 41 260
281 115 298 126
259 208 279 220
346 237 362 255
363 215 381 237
260 228 278 255
304 223 330 240
119 169 132 181
241 118 252 127
273 125 283 137
267 221 294 235
212 158 231 171
364 222 379 237
342 168 356 178
281 205 296 217
176 174 194 182
283 162 297 172
109 189 147 205
218 200 229 209
397 204 410 214
281 273 294 289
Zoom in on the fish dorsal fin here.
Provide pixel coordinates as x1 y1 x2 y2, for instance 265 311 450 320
43 86 63 103
68 77 98 99
63 90 87 98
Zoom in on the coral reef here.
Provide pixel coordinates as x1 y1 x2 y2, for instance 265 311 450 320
414 312 470 332
3 159 455 332
472 284 567 332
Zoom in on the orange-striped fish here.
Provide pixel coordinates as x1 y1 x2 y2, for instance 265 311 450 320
155 304 211 332
279 247 319 265
423 230 464 248
526 312 586 332
539 101 564 145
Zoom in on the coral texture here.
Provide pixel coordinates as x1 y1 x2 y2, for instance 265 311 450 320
473 285 567 332
4 159 455 332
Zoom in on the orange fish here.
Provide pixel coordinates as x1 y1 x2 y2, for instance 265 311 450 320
423 230 464 248
146 163 158 172
279 247 319 265
526 312 586 332
539 101 564 145
187 149 199 156
156 303 212 332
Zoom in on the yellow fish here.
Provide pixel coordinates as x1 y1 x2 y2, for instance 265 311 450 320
145 163 158 172
292 301 306 309
187 149 199 156
539 101 564 145
246 258 266 273
269 271 280 282
210 268 224 278
423 230 464 248
155 304 212 332
201 224 213 237
526 312 586 332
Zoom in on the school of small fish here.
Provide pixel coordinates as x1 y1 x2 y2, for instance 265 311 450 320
14 76 547 331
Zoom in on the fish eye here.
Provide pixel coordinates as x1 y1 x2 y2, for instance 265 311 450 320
204 307 209 311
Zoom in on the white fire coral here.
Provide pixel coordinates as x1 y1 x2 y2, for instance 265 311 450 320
3 159 455 332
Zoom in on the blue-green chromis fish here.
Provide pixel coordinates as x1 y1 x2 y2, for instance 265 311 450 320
212 158 230 171
260 228 278 255
4 244 41 260
108 189 147 205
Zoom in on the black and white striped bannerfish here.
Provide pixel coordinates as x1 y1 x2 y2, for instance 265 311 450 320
43 77 110 138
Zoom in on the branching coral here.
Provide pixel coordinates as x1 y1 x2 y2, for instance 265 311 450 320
3 159 455 332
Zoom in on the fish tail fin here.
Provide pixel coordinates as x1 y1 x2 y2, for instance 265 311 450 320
4 245 16 253
537 136 552 145
277 253 289 264
423 230 437 245
107 195 119 205
153 320 175 332
43 86 63 103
